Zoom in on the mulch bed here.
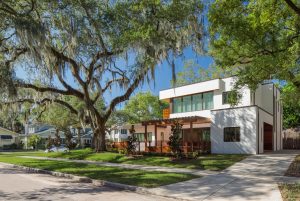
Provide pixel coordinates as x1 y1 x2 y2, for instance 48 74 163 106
285 156 300 177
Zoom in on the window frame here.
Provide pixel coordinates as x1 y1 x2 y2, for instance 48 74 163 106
224 127 241 142
172 91 214 113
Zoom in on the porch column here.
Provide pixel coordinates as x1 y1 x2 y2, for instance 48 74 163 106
144 124 148 151
190 121 193 152
154 124 157 147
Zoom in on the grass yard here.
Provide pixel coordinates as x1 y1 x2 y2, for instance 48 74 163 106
279 183 300 201
7 148 248 171
0 154 197 188
285 155 300 177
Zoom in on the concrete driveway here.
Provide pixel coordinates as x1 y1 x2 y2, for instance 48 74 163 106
0 163 176 201
150 150 300 201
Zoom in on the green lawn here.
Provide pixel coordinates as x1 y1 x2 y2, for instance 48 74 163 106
0 154 196 188
279 183 300 201
8 148 248 171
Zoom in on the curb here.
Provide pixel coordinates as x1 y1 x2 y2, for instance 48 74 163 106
0 162 152 195
0 162 191 201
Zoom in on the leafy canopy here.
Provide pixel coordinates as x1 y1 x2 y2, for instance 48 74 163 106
0 0 205 151
172 59 234 87
209 0 300 90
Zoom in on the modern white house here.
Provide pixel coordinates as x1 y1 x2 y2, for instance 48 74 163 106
157 76 282 154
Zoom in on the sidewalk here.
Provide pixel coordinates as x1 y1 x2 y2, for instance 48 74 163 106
20 151 300 201
148 150 300 201
19 156 217 176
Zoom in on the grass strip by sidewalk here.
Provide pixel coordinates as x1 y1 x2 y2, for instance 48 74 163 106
9 149 248 171
0 154 197 188
279 183 300 201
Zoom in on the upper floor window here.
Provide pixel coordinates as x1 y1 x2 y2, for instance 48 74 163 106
222 91 240 105
172 92 213 113
120 129 127 135
224 127 240 142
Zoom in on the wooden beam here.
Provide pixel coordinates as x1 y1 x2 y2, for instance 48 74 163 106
154 124 157 147
144 124 148 151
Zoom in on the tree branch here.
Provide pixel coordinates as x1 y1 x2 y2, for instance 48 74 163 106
15 82 79 97
2 98 78 115
284 0 300 16
104 70 147 120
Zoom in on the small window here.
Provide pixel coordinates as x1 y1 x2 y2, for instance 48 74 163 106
224 127 240 142
114 130 118 134
135 133 145 142
223 91 239 105
120 129 127 135
147 132 153 142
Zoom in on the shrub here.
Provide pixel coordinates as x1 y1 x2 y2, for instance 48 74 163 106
126 125 137 155
168 122 183 159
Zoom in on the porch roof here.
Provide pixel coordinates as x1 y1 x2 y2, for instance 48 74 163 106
141 116 211 126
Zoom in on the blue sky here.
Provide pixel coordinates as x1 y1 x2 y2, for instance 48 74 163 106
15 48 214 110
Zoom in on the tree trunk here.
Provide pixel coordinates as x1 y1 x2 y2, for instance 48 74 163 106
77 128 81 148
93 122 106 152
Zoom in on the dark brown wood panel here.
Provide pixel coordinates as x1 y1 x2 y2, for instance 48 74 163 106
264 123 273 151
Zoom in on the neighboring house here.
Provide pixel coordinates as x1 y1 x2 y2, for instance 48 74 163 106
156 76 282 154
0 127 19 149
20 123 65 149
70 127 93 147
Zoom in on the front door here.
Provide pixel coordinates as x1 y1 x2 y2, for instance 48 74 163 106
264 123 273 151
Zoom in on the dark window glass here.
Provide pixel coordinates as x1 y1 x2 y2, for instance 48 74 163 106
224 127 240 142
223 91 238 105
120 129 127 134
222 92 229 104
0 135 13 139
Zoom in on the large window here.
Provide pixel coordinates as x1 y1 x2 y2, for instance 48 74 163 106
173 97 182 113
203 92 213 110
173 92 213 113
192 94 202 111
120 129 127 135
182 96 192 112
224 127 240 142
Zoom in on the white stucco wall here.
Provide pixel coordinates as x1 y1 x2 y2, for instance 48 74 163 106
159 79 221 99
211 106 257 154
255 84 274 114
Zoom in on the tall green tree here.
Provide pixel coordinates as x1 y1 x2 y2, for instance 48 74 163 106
123 92 168 124
209 0 300 90
0 0 204 151
281 83 300 129
28 134 41 150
